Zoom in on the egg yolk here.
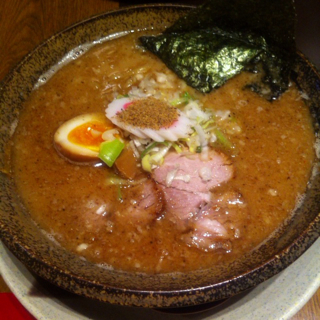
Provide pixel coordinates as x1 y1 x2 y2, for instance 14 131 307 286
68 121 109 152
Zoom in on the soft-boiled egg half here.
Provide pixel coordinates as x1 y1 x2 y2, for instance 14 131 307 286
105 97 193 142
54 112 119 164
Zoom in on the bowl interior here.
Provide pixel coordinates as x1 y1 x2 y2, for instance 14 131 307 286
0 4 319 308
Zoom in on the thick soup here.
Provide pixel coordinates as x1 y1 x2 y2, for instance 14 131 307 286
11 32 315 274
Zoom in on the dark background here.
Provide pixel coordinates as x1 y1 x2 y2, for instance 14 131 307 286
295 0 320 68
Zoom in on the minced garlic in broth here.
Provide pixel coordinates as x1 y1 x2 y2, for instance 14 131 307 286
11 32 315 273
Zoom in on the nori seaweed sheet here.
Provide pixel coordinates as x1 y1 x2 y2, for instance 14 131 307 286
141 28 264 93
140 0 296 100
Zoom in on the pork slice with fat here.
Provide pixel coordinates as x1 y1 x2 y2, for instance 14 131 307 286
152 150 239 252
152 150 234 193
118 178 164 224
158 184 211 230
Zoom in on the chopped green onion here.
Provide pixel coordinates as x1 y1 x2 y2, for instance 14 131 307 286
117 186 123 202
183 91 192 100
196 146 202 153
170 91 193 106
106 175 147 186
140 142 159 159
149 143 171 163
99 139 125 167
116 94 129 99
202 119 215 129
213 129 233 149
172 142 182 153
142 154 152 172
141 143 171 172
140 141 169 159
106 175 128 185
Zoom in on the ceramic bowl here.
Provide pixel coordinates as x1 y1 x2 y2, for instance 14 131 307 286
0 4 319 308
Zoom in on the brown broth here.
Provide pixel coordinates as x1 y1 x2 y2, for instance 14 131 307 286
11 33 315 274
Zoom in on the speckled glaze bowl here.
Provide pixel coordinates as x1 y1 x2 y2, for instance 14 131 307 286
0 4 319 309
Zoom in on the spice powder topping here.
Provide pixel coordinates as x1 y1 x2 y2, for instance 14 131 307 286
117 97 179 130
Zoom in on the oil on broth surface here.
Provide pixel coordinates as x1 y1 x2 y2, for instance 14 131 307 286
11 33 315 273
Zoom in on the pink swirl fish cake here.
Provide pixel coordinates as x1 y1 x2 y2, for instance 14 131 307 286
105 97 193 142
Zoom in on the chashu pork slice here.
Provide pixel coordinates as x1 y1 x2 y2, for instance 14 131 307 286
152 150 234 193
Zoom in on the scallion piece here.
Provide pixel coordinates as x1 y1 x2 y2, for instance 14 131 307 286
172 142 182 153
117 186 123 202
99 139 125 167
140 142 158 159
213 129 233 149
170 91 193 106
202 119 215 129
140 141 169 159
142 154 152 172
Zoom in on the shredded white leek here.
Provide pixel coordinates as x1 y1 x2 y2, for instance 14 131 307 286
141 143 172 172
194 124 208 147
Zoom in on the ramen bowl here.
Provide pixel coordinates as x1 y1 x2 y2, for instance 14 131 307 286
0 4 319 308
